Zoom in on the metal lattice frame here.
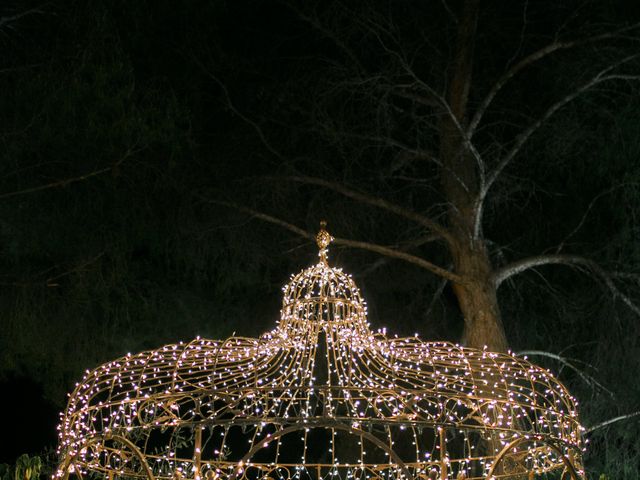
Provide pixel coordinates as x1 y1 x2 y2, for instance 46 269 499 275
56 224 585 480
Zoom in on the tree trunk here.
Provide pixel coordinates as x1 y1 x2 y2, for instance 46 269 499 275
439 0 508 352
451 242 508 351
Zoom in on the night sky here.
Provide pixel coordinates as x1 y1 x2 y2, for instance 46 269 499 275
1 1 640 476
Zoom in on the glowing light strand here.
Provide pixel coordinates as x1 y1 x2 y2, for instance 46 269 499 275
55 223 585 480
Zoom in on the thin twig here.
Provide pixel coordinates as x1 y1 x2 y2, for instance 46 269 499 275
0 252 105 287
195 60 286 161
556 184 634 253
0 147 140 201
0 6 46 30
425 275 450 318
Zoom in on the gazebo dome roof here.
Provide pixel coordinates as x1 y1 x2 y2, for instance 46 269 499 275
56 224 585 480
278 237 369 336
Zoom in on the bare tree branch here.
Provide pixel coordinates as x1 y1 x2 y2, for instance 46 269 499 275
355 234 441 277
586 411 640 434
468 22 640 137
0 252 105 287
275 175 455 245
516 350 614 397
285 3 366 72
611 271 640 284
311 129 438 163
556 184 634 253
0 6 45 31
384 44 490 240
438 0 458 24
477 55 640 224
0 167 111 200
334 236 462 283
195 60 286 161
391 86 441 108
0 147 140 201
425 274 449 319
205 198 465 284
496 254 594 284
391 52 488 205
495 253 640 317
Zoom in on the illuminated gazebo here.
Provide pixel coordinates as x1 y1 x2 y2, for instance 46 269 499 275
56 223 585 480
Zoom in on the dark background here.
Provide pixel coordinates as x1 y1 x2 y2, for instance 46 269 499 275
0 0 639 477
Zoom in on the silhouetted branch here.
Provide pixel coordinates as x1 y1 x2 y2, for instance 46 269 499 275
207 198 464 283
285 3 366 72
468 22 640 137
556 184 634 253
275 175 454 245
425 274 449 319
478 55 640 220
356 234 441 277
586 411 640 434
0 147 140 201
0 6 45 31
200 66 286 161
495 253 640 317
516 350 614 397
0 252 105 287
392 48 488 205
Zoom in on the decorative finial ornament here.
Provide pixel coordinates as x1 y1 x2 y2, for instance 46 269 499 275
316 220 333 264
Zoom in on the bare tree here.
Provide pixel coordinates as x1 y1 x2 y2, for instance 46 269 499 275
207 0 640 352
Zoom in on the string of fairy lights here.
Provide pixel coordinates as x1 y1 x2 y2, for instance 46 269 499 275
55 223 585 480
